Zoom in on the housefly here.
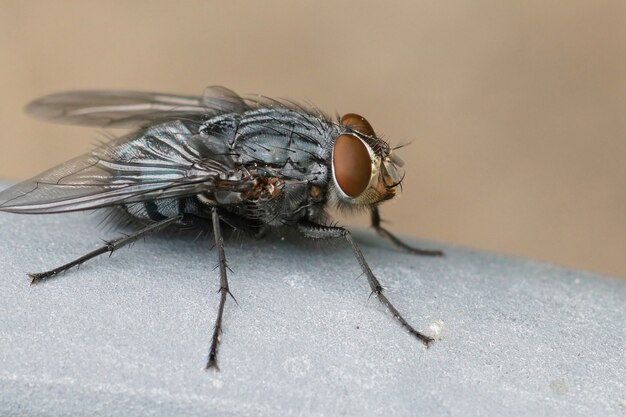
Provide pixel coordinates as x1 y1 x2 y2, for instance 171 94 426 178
0 86 443 369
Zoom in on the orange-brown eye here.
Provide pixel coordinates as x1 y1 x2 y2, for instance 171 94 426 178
340 113 376 137
333 134 372 198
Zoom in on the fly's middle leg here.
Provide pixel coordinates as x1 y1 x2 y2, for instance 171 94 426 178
298 221 434 346
206 207 236 371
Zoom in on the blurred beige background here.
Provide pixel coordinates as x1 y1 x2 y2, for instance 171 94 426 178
0 1 624 277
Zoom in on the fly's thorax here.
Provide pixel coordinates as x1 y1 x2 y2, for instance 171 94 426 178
328 113 403 211
229 107 332 182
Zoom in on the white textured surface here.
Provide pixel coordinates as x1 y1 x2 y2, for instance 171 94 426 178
0 186 624 416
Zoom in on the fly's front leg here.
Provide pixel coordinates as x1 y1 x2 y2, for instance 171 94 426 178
28 216 183 285
206 207 235 370
298 221 433 346
371 207 443 257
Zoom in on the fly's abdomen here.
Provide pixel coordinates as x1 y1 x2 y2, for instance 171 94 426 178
121 197 202 222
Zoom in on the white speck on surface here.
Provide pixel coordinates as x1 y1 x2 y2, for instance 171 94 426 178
550 378 569 395
429 320 445 338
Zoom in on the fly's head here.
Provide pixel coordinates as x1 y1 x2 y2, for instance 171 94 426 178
329 113 404 212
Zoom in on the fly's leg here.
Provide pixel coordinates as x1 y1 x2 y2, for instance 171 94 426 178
28 216 182 285
206 207 235 371
371 207 443 257
298 221 433 346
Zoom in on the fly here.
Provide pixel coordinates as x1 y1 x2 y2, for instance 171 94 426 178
0 86 443 370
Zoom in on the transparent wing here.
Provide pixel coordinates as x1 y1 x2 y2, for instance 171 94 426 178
25 86 248 128
0 121 240 214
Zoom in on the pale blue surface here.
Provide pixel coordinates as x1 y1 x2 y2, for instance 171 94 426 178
0 183 624 416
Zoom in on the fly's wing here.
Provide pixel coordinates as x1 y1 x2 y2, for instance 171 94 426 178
0 121 242 214
25 86 248 128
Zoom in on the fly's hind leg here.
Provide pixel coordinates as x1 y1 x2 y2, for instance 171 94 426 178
371 207 443 257
206 207 236 371
298 221 433 346
28 216 183 285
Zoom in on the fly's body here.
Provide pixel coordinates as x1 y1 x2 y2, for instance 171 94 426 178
111 109 332 228
0 87 443 369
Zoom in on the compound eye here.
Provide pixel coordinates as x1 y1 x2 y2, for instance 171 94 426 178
340 113 376 137
333 134 372 198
